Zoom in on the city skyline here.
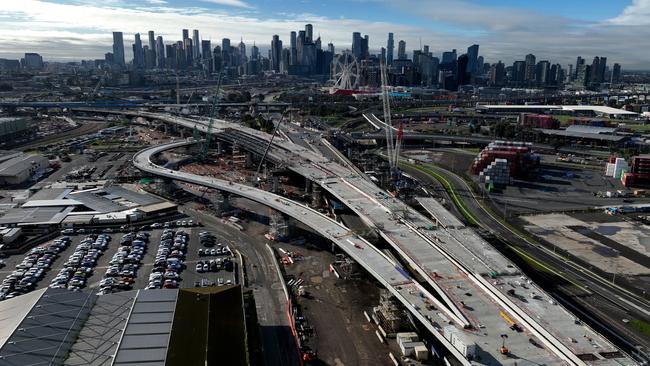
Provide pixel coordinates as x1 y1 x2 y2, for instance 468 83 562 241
0 0 649 69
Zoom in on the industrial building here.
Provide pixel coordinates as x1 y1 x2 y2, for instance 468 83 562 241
478 104 638 118
537 125 630 147
0 185 177 234
0 117 31 143
0 286 249 366
0 151 48 185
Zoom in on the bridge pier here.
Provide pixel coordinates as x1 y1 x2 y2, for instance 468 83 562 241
305 178 312 194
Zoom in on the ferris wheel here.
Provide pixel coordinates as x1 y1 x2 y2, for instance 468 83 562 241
331 53 360 93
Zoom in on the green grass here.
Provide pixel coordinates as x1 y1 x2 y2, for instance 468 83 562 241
463 147 481 154
630 319 650 337
623 123 650 133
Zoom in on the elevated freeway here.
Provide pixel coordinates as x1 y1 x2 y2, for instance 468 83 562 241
133 140 475 365
100 108 633 365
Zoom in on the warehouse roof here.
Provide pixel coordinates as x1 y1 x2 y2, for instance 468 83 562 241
537 128 628 142
478 104 637 116
0 286 247 366
565 125 618 134
0 154 47 177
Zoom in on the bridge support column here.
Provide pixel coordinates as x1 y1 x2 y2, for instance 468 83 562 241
272 176 280 194
305 178 312 194
269 211 291 241
211 192 231 217
246 152 253 168
216 141 223 155
311 185 322 208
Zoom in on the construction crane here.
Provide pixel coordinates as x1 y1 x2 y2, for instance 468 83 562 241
197 72 223 162
380 60 395 173
254 109 289 184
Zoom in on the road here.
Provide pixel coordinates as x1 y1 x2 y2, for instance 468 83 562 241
87 108 637 365
401 161 650 355
179 206 301 366
132 140 479 366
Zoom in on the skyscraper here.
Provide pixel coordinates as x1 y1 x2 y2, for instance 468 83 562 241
535 60 550 86
397 40 406 60
112 32 125 68
290 31 298 65
457 54 470 86
489 61 505 86
148 31 155 53
156 36 165 68
182 29 189 42
239 38 247 61
251 42 259 60
611 63 621 84
305 24 313 43
193 29 201 60
574 56 584 80
352 32 362 60
328 43 335 54
386 33 394 65
524 53 536 83
512 60 526 85
466 44 479 75
133 33 144 69
360 35 369 59
270 35 282 72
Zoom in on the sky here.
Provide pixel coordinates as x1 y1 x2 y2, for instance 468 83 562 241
0 0 649 69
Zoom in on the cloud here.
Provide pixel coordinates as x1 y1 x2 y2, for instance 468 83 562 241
0 0 647 69
608 0 650 25
197 0 252 8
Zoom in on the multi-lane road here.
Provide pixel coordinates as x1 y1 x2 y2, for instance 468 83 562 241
401 161 650 355
91 107 638 365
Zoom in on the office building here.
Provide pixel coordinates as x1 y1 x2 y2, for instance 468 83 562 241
362 35 369 59
305 24 313 43
397 40 406 60
156 36 165 68
535 60 550 86
488 61 505 86
611 63 621 84
112 32 125 68
22 53 44 70
466 44 479 75
352 32 362 59
193 29 201 60
574 56 584 81
387 33 394 65
251 42 259 60
524 53 536 83
290 31 298 65
148 31 155 52
270 34 282 72
132 33 144 69
457 54 470 86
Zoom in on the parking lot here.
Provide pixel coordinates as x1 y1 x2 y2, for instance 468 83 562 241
0 224 239 301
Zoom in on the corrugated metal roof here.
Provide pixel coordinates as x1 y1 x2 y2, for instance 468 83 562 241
64 291 137 366
112 290 178 366
0 288 45 349
0 288 96 365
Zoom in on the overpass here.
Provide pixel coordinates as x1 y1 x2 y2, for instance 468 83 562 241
0 100 290 110
107 109 632 365
133 140 474 365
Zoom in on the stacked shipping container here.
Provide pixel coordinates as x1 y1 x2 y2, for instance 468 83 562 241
622 155 650 187
520 114 560 129
471 141 540 182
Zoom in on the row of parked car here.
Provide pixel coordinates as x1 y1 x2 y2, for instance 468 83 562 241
146 229 189 290
0 237 72 301
98 232 150 295
197 246 231 257
49 234 112 291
